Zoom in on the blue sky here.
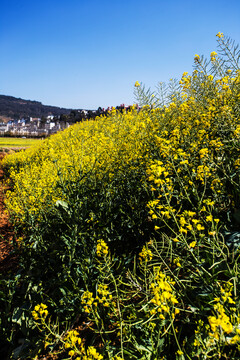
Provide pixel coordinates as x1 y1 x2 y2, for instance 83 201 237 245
0 0 239 110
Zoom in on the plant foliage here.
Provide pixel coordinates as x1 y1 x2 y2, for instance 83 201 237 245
1 32 240 359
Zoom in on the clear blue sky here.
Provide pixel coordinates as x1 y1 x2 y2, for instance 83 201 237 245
0 0 239 110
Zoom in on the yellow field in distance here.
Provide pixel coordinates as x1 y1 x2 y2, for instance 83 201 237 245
0 137 42 148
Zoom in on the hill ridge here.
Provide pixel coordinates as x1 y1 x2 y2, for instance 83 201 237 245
0 94 79 120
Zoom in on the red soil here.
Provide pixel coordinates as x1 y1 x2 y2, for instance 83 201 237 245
0 153 18 274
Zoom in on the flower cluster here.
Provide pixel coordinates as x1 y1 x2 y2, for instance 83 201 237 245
96 239 108 257
149 270 179 320
81 283 113 314
210 51 217 62
208 303 233 337
208 282 238 340
139 244 153 265
192 282 240 357
64 330 103 359
32 303 48 322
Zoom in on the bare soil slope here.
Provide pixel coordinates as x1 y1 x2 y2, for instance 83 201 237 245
0 153 18 274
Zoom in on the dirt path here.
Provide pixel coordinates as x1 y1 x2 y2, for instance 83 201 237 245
0 153 18 274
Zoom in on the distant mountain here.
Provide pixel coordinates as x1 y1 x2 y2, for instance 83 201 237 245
0 95 77 120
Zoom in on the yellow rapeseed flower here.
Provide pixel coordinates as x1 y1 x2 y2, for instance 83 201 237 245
189 241 196 248
139 245 153 264
216 32 224 38
68 350 75 357
194 54 200 62
210 51 217 58
96 239 108 257
32 303 48 321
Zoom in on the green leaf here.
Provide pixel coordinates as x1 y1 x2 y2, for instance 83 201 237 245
55 200 69 210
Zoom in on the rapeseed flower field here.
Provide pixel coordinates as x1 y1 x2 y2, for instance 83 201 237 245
1 33 240 359
0 137 41 149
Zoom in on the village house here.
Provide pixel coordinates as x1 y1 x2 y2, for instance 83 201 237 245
2 117 72 137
